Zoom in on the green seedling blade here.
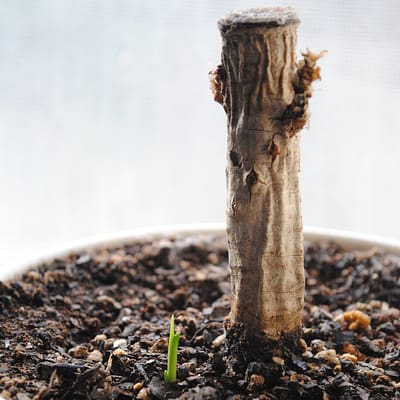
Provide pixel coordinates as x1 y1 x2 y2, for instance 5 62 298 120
164 315 180 383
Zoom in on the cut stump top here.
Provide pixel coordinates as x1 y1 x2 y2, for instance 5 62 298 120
218 7 299 33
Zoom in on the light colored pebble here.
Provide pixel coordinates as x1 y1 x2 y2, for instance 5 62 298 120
342 343 359 357
16 394 30 400
87 350 103 363
315 349 340 365
113 338 127 349
26 271 42 282
272 356 285 366
96 295 122 310
333 364 342 373
339 353 358 363
302 350 314 359
68 345 88 358
0 390 11 400
136 387 149 400
207 253 219 264
311 339 327 353
183 362 197 372
150 337 168 353
43 270 66 284
133 382 143 391
298 338 308 350
247 374 265 391
91 334 107 346
112 348 128 357
212 333 226 348
104 338 115 350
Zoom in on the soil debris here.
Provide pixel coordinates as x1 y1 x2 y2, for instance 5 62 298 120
0 235 399 399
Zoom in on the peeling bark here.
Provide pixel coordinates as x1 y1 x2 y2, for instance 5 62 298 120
211 7 324 345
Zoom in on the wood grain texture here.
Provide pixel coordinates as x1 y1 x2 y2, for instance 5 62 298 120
217 9 304 341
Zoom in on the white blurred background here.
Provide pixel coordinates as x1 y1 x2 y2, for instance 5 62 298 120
1 1 400 271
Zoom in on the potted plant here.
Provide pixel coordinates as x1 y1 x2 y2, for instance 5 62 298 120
1 7 399 400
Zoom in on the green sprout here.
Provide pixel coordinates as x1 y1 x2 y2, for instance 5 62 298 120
164 315 180 383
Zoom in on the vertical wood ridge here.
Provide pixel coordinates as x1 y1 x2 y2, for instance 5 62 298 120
221 19 304 339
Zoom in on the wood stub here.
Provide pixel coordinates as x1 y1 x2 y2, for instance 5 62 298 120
219 8 305 341
218 7 299 32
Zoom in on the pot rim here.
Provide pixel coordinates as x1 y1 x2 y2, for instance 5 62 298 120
2 224 400 281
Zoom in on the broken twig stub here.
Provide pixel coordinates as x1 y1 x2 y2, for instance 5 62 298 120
211 7 325 347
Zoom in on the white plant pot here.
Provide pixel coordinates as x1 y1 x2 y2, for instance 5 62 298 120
1 224 400 400
3 224 400 281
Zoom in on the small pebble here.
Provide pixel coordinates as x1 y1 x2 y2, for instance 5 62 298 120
44 270 63 285
136 387 149 400
183 361 197 372
302 350 314 359
104 338 115 350
68 344 88 358
178 386 220 399
96 295 122 310
339 353 358 363
133 382 143 391
87 350 103 363
272 356 285 366
298 338 308 350
13 345 27 360
150 337 168 353
112 348 127 357
333 364 342 373
16 394 30 400
211 333 226 348
315 349 340 365
25 271 41 282
113 338 127 349
91 334 107 345
311 339 327 353
247 374 265 392
342 343 360 357
0 390 11 400
207 252 219 264
378 321 396 334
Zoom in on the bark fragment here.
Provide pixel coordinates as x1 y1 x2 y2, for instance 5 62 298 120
282 49 327 136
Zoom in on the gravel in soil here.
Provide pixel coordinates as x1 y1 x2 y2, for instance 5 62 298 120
0 234 399 399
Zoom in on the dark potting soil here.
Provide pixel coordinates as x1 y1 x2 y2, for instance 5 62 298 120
0 234 399 400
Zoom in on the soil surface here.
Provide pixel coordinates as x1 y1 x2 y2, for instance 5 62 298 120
0 234 399 400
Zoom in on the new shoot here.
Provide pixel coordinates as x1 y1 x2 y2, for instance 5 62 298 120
164 315 180 383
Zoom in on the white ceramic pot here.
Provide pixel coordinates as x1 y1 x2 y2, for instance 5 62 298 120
1 224 400 400
3 224 400 281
